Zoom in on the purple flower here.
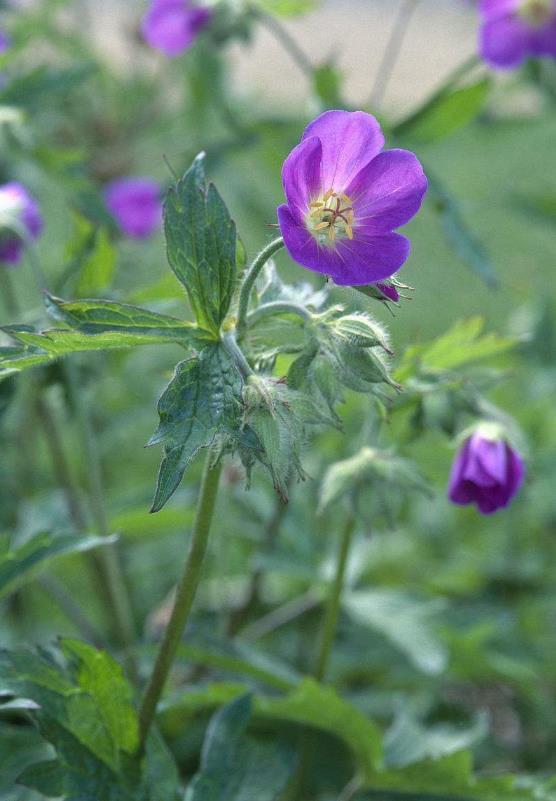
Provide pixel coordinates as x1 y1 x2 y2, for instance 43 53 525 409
375 282 400 303
479 0 556 69
0 182 43 265
0 31 11 54
141 0 213 57
448 426 525 515
104 177 162 240
277 110 427 287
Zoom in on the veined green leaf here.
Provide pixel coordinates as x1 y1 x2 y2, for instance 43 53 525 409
395 79 491 143
161 678 383 779
150 343 243 512
396 317 516 381
164 154 237 335
185 695 294 801
0 532 118 600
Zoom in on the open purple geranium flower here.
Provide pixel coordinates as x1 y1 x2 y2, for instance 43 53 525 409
448 425 525 515
277 110 427 287
479 0 556 69
0 182 43 265
104 177 162 240
141 0 213 57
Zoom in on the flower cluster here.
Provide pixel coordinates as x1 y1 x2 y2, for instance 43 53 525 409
479 0 556 69
0 182 43 265
278 110 427 288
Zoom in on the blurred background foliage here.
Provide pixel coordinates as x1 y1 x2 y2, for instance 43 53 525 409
1 0 556 799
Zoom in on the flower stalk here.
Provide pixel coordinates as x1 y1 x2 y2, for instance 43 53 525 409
139 451 222 749
246 301 313 328
236 236 285 336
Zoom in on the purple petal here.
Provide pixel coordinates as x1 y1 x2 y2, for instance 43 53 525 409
0 238 24 264
301 110 385 192
281 136 322 219
530 18 556 58
506 444 525 499
0 182 43 265
142 0 212 57
479 0 520 18
448 438 475 504
104 177 162 239
480 14 531 68
473 435 508 484
375 282 400 302
325 232 411 286
278 204 325 274
346 149 428 235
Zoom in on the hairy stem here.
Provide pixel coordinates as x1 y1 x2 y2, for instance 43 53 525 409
236 236 285 336
139 452 222 748
65 363 137 674
247 301 313 328
369 0 421 109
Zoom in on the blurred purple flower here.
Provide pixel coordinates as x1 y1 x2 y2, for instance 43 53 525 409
141 0 213 57
479 0 556 69
104 177 162 240
448 426 525 515
0 182 43 265
0 31 11 54
277 110 427 287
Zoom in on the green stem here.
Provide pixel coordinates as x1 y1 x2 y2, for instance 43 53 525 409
0 268 19 317
315 515 356 682
368 0 421 109
65 363 137 674
236 236 285 336
252 7 314 79
139 452 222 748
246 301 312 328
221 330 254 378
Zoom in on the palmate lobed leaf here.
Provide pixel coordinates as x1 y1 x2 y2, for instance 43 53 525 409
0 531 118 600
163 154 237 336
149 342 243 512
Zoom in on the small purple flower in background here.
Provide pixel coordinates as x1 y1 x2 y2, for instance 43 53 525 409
0 182 43 266
104 177 162 240
479 0 556 69
278 110 428 287
0 31 11 54
448 424 525 515
141 0 213 57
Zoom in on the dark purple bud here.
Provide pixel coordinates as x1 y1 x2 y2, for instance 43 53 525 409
0 182 43 266
103 177 162 240
448 425 525 515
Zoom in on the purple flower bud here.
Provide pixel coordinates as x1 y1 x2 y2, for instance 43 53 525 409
0 182 43 266
479 0 556 69
103 177 162 240
141 0 213 57
278 110 427 287
448 425 525 515
375 282 400 303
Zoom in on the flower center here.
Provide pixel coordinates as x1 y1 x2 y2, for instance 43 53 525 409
518 0 554 26
306 189 354 246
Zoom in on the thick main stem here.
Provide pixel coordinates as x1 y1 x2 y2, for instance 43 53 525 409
315 515 356 682
139 453 222 748
236 236 285 336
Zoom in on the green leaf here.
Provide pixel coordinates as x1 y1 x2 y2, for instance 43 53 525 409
0 532 118 600
343 590 448 676
427 170 497 287
313 62 343 107
76 228 116 296
164 154 237 336
149 343 243 512
252 0 317 15
185 694 294 801
162 678 383 779
397 317 517 381
0 64 95 108
395 79 491 143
